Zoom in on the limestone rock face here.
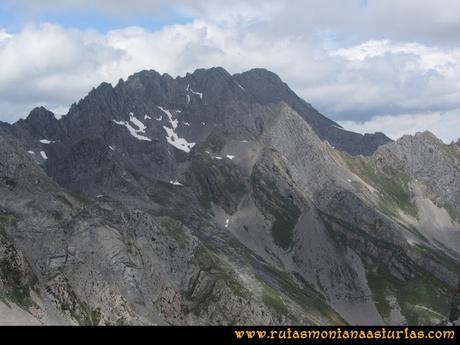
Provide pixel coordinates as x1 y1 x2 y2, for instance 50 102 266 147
0 67 458 325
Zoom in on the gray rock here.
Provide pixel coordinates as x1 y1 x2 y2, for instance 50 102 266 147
0 67 458 325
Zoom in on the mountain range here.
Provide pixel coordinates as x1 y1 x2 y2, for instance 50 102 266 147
0 67 459 325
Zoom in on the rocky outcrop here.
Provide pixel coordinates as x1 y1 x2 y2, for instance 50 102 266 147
234 68 391 155
0 128 338 325
0 68 458 325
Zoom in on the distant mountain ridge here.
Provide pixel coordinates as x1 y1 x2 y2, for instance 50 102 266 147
3 67 390 155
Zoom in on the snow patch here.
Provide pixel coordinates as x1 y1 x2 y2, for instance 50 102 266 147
226 155 235 160
40 139 55 144
183 122 190 126
163 127 196 152
225 218 230 228
191 90 203 99
109 146 115 151
144 114 151 120
214 156 223 160
240 140 249 143
112 113 151 141
158 106 178 128
169 180 184 186
129 114 147 132
27 151 34 154
158 106 196 153
236 82 245 90
186 84 203 99
96 195 104 198
40 151 48 160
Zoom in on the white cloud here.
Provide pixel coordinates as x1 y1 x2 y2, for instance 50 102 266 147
0 19 459 143
0 29 12 41
9 1 460 44
0 21 332 121
339 110 460 143
319 40 460 121
331 40 460 70
176 0 284 28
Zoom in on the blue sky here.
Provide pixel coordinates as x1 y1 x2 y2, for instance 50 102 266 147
0 1 192 32
0 0 459 142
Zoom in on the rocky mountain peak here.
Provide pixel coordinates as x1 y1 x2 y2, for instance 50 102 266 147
15 106 62 140
233 68 309 108
24 107 57 130
189 66 231 79
412 130 442 142
0 66 458 326
8 67 389 156
455 138 460 148
0 127 57 192
234 68 392 155
392 131 445 150
27 106 55 121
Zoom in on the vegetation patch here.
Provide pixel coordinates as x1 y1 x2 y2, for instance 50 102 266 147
413 242 460 276
46 274 98 325
364 263 452 324
255 266 344 325
342 154 417 218
0 233 38 310
251 158 301 250
320 212 453 324
320 211 396 253
259 280 289 316
270 201 301 250
158 217 190 249
398 276 451 324
188 154 248 214
68 191 93 206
